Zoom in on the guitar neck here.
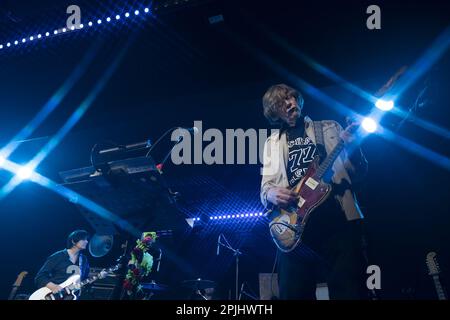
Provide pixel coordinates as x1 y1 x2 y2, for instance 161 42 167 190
432 275 447 300
315 139 345 179
78 265 119 288
7 287 18 300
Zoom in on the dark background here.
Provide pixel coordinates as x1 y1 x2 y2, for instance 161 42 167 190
0 0 449 299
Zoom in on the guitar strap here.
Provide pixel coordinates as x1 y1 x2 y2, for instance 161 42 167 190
312 121 327 162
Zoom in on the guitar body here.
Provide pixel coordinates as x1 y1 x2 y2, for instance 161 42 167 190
269 157 332 252
29 275 80 300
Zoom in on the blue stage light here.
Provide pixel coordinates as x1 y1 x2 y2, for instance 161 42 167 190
0 45 3 49
14 40 18 45
29 36 34 41
145 8 150 13
45 32 50 37
79 24 84 29
22 38 26 43
97 19 102 24
7 42 11 47
362 117 378 133
125 12 130 18
106 17 111 22
375 99 394 111
135 10 140 15
88 21 93 27
62 28 67 32
70 26 75 31
53 30 58 35
17 166 33 181
116 15 121 20
227 215 231 219
38 34 42 39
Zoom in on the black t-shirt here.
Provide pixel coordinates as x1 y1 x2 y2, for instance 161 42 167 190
34 249 90 288
286 123 317 188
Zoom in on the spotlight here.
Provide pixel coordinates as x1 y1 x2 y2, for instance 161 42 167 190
106 17 111 22
37 34 42 39
125 12 130 18
14 40 18 45
218 216 222 220
0 45 3 49
29 36 34 41
7 42 11 47
362 117 378 133
240 214 244 218
17 166 33 180
70 26 75 30
79 24 84 29
249 213 254 217
144 8 150 13
54 30 58 35
245 214 249 217
232 215 235 218
22 38 26 43
62 28 67 32
0 155 5 165
116 15 121 20
97 19 102 24
135 10 140 15
88 21 93 27
45 32 50 37
227 215 231 219
375 99 394 111
210 217 213 220
259 213 263 216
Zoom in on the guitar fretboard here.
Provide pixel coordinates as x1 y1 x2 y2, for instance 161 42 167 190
433 275 447 300
315 140 345 180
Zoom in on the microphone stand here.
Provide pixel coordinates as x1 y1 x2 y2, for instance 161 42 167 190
217 234 242 300
239 282 259 300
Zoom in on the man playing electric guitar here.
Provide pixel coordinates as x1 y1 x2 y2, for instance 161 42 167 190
34 230 91 299
260 84 368 299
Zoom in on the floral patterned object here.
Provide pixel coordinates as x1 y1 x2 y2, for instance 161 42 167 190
123 232 157 296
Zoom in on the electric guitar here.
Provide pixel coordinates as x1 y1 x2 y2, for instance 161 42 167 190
8 271 28 300
268 66 407 252
29 263 121 300
426 252 447 300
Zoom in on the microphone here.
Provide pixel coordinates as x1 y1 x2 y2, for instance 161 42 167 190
178 127 199 134
238 282 245 300
216 234 221 256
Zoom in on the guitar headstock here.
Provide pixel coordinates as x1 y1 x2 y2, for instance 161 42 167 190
13 271 28 287
375 66 408 98
426 252 441 276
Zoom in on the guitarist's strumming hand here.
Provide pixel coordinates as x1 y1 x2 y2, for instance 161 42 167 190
46 283 63 294
267 187 299 208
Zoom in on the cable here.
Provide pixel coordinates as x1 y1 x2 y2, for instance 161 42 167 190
145 127 178 158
